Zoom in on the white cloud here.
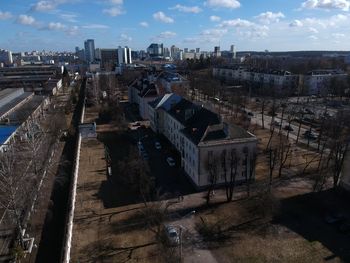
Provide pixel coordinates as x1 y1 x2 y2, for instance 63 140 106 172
299 14 348 28
158 31 177 38
183 37 198 43
170 4 202 13
82 24 109 29
0 11 12 20
153 11 174 23
205 0 240 9
308 27 319 33
120 33 132 42
103 7 124 16
289 19 303 27
332 32 345 38
193 28 228 43
109 0 123 4
16 15 36 25
47 22 66 30
218 18 269 40
60 13 78 23
201 28 227 37
220 18 254 28
31 0 70 12
255 11 285 24
65 25 79 36
308 35 318 40
139 21 149 27
32 1 57 11
301 0 350 11
210 15 221 21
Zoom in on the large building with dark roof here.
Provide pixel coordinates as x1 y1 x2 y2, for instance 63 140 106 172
148 94 257 188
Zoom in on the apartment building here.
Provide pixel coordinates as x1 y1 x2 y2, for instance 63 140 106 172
213 66 299 93
156 71 189 96
303 70 348 95
148 95 258 189
128 78 158 120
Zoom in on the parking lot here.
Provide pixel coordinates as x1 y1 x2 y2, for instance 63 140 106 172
99 125 196 208
135 127 196 196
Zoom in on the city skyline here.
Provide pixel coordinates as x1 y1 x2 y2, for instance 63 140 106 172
1 0 350 52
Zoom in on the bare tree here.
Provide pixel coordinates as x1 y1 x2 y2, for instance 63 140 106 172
221 149 239 202
205 153 219 205
0 147 27 248
268 147 278 192
323 110 350 188
278 102 287 135
246 151 257 197
277 138 292 178
295 110 304 144
261 98 266 129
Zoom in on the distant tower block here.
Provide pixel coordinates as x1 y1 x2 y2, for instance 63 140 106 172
230 45 236 59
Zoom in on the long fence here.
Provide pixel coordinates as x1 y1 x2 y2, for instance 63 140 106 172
61 78 86 263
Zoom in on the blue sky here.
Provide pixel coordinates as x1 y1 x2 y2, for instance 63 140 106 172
1 0 350 52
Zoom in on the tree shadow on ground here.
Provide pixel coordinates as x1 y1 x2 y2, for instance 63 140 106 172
274 189 350 262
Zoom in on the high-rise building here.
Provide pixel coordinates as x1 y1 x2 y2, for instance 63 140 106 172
214 46 221 57
84 39 95 63
196 48 200 53
100 49 118 70
230 45 236 59
184 48 189 53
95 48 101 60
170 45 182 61
117 46 132 65
163 47 171 58
147 43 164 58
0 49 13 65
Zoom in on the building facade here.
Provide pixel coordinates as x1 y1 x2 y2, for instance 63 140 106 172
84 39 95 63
213 66 299 94
117 46 132 65
100 49 118 70
0 49 13 65
147 43 164 58
303 70 348 95
148 95 258 189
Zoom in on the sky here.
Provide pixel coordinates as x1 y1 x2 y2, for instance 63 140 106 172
1 0 350 52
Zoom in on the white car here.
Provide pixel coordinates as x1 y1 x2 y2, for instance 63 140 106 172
166 157 175 167
155 141 161 150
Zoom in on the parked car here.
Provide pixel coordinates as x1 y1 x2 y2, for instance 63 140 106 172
284 125 294 131
166 157 176 167
155 141 161 150
272 121 281 127
303 130 317 140
164 225 180 246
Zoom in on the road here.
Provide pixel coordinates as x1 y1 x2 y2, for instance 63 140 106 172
132 127 196 196
189 90 327 151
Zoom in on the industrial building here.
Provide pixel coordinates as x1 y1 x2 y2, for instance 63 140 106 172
0 65 63 94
